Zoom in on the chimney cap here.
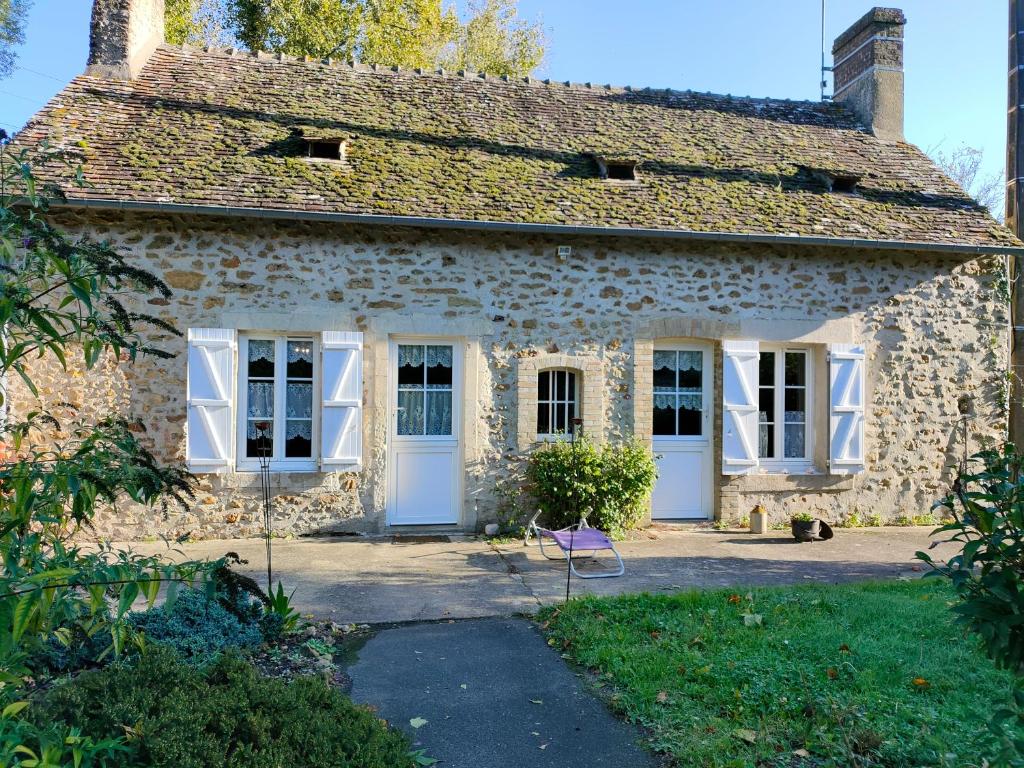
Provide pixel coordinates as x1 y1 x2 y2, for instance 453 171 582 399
832 7 907 54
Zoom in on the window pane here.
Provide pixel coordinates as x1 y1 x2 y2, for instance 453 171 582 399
678 351 702 389
566 372 577 403
784 352 806 387
248 340 275 378
425 390 453 435
759 352 776 386
758 388 774 423
554 370 566 400
784 423 806 458
285 420 312 457
426 345 453 389
653 352 676 391
554 400 567 433
784 389 806 422
653 394 676 435
247 382 274 418
286 340 314 378
678 395 701 436
567 398 576 432
246 420 273 458
537 402 550 434
397 390 424 435
538 370 550 400
759 423 775 458
286 382 312 419
398 345 424 388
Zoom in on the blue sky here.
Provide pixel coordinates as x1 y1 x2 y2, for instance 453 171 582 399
0 1 1008 186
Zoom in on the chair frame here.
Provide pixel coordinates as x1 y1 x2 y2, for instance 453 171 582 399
523 511 625 579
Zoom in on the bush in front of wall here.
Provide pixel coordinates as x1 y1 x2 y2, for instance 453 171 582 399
38 647 415 768
526 435 657 537
128 588 264 663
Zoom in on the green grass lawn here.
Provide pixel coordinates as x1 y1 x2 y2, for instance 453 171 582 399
539 580 1019 767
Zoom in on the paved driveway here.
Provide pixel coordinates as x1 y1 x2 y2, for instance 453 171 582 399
128 527 954 624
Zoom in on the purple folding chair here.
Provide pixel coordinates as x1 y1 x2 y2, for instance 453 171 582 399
523 511 625 579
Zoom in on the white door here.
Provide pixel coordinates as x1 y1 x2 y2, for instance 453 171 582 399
387 341 461 525
651 343 713 520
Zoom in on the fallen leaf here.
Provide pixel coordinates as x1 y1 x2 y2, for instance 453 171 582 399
727 594 742 604
530 699 543 705
793 748 810 758
826 667 838 680
531 731 540 736
912 677 930 689
460 684 467 690
839 643 851 654
650 630 661 640
742 613 763 627
409 717 428 729
656 691 669 704
539 743 548 750
733 728 758 744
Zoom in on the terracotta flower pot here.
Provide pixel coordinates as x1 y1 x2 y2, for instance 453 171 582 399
791 518 820 542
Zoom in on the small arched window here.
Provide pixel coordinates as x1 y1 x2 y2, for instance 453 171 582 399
537 368 578 437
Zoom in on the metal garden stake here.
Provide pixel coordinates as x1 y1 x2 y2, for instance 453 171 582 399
255 421 273 593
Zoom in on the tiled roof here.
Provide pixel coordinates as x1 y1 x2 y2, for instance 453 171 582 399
19 44 1019 250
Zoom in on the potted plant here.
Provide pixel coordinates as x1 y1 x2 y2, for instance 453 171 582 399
791 512 820 542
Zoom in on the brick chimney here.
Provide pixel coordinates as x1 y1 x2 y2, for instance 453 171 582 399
86 0 165 79
831 7 906 141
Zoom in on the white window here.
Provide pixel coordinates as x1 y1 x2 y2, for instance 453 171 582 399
537 368 578 438
757 346 811 465
236 335 319 471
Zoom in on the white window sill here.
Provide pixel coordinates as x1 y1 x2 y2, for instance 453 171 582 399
235 461 319 474
755 462 819 476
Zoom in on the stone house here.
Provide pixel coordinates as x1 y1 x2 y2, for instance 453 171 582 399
14 1 1021 539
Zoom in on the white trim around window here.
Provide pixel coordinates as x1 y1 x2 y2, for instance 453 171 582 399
757 344 813 471
236 334 320 472
536 368 579 440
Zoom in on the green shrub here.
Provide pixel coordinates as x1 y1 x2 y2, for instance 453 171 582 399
790 512 814 523
129 588 263 663
39 647 415 768
918 445 1024 670
526 435 657 536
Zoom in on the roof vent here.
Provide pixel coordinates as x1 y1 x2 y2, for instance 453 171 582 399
827 173 861 194
299 129 347 161
592 155 638 182
799 166 861 194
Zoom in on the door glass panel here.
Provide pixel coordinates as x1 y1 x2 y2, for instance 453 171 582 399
654 351 675 390
425 391 453 435
398 345 425 388
397 390 424 435
426 345 453 388
653 394 676 435
653 349 703 437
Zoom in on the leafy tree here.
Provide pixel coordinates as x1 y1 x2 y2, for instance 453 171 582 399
167 0 544 77
0 0 31 80
165 0 231 48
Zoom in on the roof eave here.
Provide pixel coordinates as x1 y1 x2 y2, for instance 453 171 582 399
52 197 1024 257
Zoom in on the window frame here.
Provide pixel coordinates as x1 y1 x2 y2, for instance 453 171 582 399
235 333 320 473
757 344 813 470
536 367 580 441
393 342 457 440
652 343 711 443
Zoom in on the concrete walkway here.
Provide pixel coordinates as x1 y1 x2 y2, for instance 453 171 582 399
348 618 659 768
128 527 954 624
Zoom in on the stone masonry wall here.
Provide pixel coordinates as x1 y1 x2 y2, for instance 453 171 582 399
10 210 1008 539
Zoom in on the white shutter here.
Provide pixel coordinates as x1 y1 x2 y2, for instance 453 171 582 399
722 340 760 475
321 331 363 470
186 328 236 473
829 343 866 474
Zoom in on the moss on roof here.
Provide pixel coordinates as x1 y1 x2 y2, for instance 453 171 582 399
18 44 1019 248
